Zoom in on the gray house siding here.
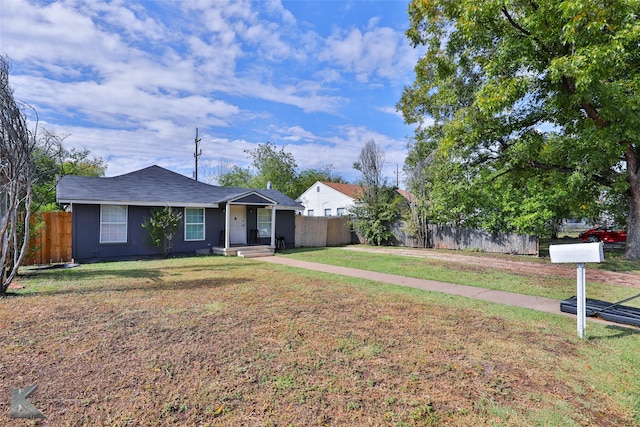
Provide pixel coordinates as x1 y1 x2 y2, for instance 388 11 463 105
275 210 296 248
72 204 227 262
58 166 303 262
71 204 296 262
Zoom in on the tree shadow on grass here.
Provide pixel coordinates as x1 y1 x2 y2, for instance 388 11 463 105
10 260 255 297
9 275 254 298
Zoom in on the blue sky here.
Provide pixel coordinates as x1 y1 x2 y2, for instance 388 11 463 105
1 0 424 186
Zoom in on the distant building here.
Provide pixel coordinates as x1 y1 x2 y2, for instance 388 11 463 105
296 181 414 217
296 181 361 217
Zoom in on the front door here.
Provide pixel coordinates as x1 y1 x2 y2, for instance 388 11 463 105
229 205 246 245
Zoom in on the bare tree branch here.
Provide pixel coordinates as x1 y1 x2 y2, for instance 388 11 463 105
0 54 37 295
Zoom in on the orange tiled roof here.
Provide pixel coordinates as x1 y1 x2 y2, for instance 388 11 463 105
396 188 417 204
321 182 363 199
322 182 415 203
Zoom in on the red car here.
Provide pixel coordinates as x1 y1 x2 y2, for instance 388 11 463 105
579 226 627 243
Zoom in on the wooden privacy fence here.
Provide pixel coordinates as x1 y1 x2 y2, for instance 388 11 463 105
295 216 537 255
427 224 538 255
24 211 72 265
295 215 352 247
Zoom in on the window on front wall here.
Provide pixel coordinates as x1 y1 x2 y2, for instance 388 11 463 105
185 208 205 241
100 205 127 243
307 209 314 216
324 208 331 216
337 208 345 216
257 208 272 237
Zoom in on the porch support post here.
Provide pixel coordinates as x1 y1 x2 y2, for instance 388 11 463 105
270 205 276 248
224 203 230 249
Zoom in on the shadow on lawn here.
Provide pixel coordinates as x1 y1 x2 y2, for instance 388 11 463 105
12 275 253 298
587 325 640 340
13 260 253 297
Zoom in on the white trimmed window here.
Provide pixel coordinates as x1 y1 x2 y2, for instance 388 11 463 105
257 208 272 237
324 208 331 217
307 209 314 216
100 205 127 243
185 208 205 241
337 208 345 216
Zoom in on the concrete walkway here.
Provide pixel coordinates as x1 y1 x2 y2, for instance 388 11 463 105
257 255 625 327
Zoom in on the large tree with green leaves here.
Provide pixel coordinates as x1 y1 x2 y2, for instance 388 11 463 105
351 139 404 245
212 142 344 199
247 142 298 196
32 129 106 212
398 0 640 258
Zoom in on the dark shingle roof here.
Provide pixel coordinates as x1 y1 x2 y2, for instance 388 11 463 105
57 165 303 210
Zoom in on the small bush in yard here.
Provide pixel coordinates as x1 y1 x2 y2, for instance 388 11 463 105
142 206 182 256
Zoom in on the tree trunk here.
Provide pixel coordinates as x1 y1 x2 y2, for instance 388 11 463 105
625 147 640 260
625 189 640 260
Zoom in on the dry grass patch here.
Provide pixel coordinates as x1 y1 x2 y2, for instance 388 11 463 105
0 256 638 426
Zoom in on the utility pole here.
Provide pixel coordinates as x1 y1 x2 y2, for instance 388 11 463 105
394 163 400 187
194 127 202 181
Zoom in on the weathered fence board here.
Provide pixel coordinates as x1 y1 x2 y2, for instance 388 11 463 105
295 216 352 247
296 217 537 255
326 216 352 246
389 222 426 249
295 216 328 247
24 212 72 265
427 224 538 255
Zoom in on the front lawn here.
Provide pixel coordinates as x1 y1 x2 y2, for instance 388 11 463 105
1 255 638 426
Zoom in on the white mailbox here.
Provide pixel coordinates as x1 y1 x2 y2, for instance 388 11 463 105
548 242 604 339
549 242 604 264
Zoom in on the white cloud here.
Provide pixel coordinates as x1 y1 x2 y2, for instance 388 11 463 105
2 0 416 186
378 105 405 120
319 24 420 84
274 125 318 142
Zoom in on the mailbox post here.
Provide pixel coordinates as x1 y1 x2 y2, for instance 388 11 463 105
549 242 604 338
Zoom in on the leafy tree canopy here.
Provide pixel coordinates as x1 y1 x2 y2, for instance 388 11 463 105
351 140 404 245
214 142 344 199
215 165 254 188
32 130 106 211
248 142 298 196
398 0 640 257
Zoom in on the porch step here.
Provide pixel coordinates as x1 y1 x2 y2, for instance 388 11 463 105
237 247 274 258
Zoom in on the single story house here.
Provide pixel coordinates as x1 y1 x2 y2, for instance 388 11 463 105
296 181 362 217
56 165 303 262
297 181 416 217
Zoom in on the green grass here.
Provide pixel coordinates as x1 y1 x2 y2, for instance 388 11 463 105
3 254 639 425
276 247 640 305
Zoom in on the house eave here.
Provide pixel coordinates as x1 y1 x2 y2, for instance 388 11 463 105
275 205 305 211
223 191 278 205
57 199 220 208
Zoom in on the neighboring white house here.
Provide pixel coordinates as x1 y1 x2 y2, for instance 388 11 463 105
297 181 417 217
296 181 362 217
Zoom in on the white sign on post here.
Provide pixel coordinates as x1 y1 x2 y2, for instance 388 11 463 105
549 242 604 338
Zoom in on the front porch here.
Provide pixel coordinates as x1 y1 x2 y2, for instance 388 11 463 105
211 244 274 258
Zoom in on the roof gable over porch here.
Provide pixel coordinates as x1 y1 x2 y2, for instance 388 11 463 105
224 192 277 206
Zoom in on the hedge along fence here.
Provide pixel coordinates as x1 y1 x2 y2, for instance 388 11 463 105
24 211 73 265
